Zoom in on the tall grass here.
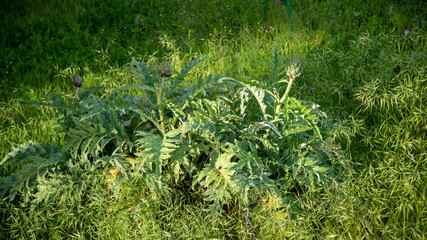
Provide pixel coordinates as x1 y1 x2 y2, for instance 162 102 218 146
1 0 426 239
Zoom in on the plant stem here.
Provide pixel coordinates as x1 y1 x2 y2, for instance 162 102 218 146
158 104 166 135
275 78 294 119
75 88 80 99
155 80 166 136
280 78 294 103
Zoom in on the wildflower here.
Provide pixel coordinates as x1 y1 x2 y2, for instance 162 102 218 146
158 61 172 78
309 87 314 93
73 74 82 88
275 0 280 4
135 21 140 25
404 29 409 35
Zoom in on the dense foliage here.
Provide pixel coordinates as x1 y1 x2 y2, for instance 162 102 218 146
1 48 349 216
1 0 425 239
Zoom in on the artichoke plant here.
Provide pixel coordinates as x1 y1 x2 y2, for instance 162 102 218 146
158 61 172 78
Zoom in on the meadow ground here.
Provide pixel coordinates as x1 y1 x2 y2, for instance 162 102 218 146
1 0 426 239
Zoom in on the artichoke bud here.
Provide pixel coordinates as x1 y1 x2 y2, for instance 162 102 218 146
158 61 172 78
73 74 83 88
286 60 302 80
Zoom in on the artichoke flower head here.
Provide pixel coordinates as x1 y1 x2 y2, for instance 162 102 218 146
158 61 172 78
73 74 83 88
286 60 302 80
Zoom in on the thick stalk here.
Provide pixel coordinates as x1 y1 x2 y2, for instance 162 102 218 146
158 103 166 135
74 88 80 99
155 83 166 136
275 78 294 119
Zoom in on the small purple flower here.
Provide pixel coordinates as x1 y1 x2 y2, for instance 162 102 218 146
135 21 140 25
404 29 409 35
275 0 280 4
309 87 315 94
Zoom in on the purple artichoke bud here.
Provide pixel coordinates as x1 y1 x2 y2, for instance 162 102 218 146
286 60 302 80
73 74 82 88
158 61 172 78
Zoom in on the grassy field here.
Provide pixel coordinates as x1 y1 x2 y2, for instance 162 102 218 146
1 0 426 239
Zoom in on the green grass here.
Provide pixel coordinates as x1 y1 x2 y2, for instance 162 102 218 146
1 0 426 239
